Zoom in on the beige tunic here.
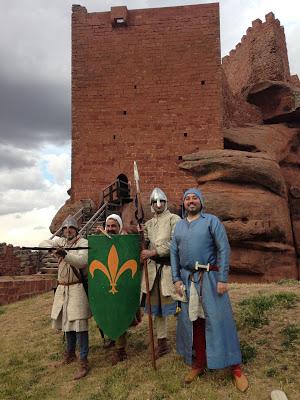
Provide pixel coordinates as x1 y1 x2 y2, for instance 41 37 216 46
141 209 180 297
39 236 91 332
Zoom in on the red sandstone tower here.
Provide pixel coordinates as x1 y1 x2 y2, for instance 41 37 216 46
71 3 223 206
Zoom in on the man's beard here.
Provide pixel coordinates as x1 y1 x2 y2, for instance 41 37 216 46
186 205 201 216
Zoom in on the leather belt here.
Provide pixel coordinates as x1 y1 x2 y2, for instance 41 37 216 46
151 256 170 265
58 281 81 286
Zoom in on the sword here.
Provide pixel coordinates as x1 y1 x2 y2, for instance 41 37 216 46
195 262 219 272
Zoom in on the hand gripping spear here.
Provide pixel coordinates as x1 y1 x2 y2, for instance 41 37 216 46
134 161 157 370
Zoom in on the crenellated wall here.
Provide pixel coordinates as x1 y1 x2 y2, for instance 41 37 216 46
222 12 291 96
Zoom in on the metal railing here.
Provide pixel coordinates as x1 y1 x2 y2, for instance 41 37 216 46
78 202 108 237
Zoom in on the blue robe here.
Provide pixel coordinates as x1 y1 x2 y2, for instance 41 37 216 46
170 212 242 369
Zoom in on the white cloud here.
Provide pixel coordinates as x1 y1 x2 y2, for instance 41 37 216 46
43 152 71 183
0 206 59 246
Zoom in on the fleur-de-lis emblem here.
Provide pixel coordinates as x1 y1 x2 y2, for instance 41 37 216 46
89 245 137 294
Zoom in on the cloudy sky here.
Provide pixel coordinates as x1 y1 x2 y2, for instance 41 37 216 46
0 0 299 246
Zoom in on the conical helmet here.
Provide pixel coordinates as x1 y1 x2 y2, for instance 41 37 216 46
61 215 79 230
150 188 167 207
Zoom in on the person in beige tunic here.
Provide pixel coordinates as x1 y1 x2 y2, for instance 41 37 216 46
141 188 181 357
39 215 91 380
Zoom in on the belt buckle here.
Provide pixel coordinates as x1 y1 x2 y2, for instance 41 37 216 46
206 263 210 272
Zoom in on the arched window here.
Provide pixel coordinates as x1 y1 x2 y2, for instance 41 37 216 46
117 174 130 201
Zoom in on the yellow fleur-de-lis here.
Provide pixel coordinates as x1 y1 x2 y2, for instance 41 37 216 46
89 245 137 294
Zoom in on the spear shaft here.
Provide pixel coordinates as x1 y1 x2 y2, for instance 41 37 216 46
134 161 157 370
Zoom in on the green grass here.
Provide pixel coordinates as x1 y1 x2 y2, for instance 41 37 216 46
0 306 5 316
237 292 298 329
0 283 299 400
281 324 300 349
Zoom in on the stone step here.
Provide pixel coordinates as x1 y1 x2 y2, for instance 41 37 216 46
40 267 58 275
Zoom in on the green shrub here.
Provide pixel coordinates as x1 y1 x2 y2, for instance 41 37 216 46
281 324 300 348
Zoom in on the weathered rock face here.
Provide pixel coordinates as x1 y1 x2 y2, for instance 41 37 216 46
246 81 300 122
49 198 95 234
179 150 298 282
224 123 299 163
223 124 300 276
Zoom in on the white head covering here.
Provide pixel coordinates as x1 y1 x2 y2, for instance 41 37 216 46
105 214 123 233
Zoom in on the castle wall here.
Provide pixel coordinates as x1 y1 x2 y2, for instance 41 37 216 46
0 243 38 276
222 12 291 97
71 4 223 206
0 276 56 305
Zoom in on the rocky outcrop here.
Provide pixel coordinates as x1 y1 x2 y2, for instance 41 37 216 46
224 123 299 162
49 198 95 234
245 80 300 122
180 150 287 197
179 150 298 282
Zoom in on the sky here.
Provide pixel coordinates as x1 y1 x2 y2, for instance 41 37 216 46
0 0 299 246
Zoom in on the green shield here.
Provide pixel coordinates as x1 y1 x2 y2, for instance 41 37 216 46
88 234 141 340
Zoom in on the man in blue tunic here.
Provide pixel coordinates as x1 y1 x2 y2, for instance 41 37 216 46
170 188 249 392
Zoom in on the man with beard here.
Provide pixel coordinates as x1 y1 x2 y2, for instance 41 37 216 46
100 214 129 365
39 216 91 380
170 188 249 392
141 188 180 358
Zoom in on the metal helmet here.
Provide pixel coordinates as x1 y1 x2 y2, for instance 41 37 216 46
150 188 167 208
61 215 79 231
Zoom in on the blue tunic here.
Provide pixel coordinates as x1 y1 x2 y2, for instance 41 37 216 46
170 212 242 369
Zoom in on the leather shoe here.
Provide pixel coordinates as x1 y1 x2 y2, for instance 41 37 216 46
184 368 204 384
233 372 249 392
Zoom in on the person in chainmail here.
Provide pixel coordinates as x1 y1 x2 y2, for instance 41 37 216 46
140 188 180 358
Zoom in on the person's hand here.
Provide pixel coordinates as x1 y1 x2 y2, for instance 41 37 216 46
136 224 145 233
174 280 184 297
217 282 228 295
55 249 67 259
141 249 156 261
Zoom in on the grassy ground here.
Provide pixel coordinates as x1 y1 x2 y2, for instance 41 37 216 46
0 282 299 400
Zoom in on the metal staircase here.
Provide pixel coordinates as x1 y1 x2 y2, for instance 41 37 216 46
39 178 132 275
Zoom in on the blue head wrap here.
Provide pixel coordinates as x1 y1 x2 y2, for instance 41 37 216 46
182 188 204 217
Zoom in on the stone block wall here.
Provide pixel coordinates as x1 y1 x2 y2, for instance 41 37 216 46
0 276 56 305
0 243 39 276
71 4 222 207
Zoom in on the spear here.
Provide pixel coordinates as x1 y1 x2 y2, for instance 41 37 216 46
133 161 156 370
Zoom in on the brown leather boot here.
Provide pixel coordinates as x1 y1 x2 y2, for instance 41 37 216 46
111 347 127 366
155 338 170 359
56 351 76 367
103 338 116 349
73 358 89 380
184 367 204 384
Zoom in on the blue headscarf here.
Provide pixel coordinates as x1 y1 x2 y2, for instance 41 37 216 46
182 188 204 217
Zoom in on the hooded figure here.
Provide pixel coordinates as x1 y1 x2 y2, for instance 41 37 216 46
170 188 248 392
39 215 91 380
140 187 180 358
